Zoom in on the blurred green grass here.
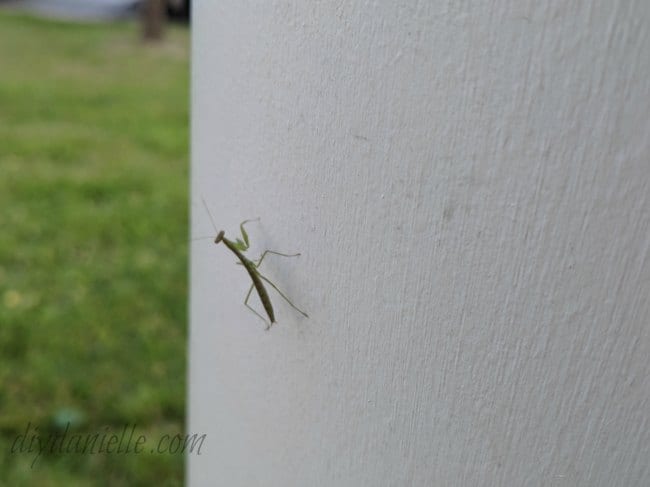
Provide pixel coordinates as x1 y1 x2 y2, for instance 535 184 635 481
0 11 188 485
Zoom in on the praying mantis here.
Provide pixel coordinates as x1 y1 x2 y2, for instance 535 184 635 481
199 200 309 329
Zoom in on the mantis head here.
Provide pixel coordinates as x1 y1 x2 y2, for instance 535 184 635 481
214 230 225 244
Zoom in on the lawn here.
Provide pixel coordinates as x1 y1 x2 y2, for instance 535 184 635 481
0 11 189 485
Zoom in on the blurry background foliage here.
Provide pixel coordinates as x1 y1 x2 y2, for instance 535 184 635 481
0 10 188 485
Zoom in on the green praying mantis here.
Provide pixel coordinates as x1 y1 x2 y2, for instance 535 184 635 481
199 200 308 329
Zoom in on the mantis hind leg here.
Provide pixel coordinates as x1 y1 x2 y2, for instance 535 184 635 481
258 273 309 318
243 283 273 330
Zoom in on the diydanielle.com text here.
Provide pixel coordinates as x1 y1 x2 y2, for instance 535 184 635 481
10 423 206 468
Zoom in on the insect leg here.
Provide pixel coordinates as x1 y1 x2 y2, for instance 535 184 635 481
254 250 300 267
236 218 260 251
257 273 309 318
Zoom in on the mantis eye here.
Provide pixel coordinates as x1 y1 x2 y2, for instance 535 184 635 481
214 231 225 244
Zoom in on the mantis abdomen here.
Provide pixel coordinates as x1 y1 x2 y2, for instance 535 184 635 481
222 237 275 324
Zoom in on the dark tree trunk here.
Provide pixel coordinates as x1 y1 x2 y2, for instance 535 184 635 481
141 0 165 41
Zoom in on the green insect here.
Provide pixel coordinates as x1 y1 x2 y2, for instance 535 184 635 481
200 200 309 329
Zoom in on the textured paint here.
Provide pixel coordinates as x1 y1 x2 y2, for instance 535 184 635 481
189 1 650 485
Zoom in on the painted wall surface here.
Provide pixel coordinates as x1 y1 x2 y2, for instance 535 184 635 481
189 1 649 485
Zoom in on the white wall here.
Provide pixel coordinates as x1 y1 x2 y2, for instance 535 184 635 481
189 1 650 485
